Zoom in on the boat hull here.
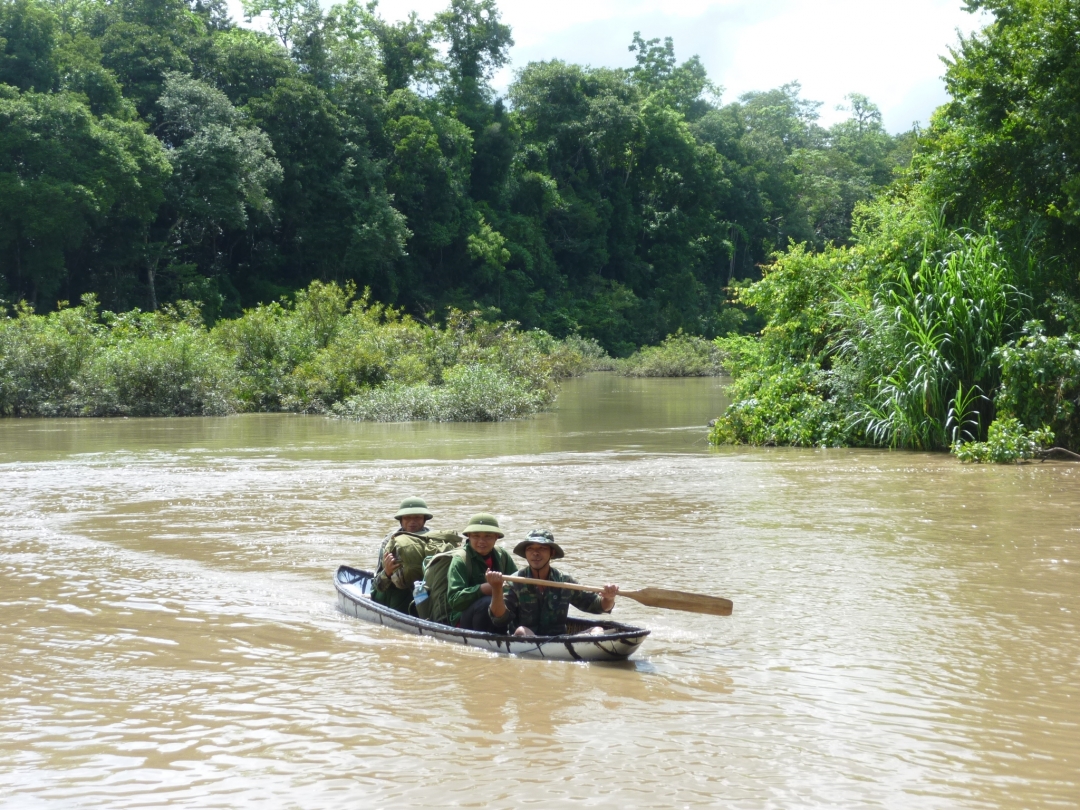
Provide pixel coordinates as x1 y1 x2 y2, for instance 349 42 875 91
334 565 648 662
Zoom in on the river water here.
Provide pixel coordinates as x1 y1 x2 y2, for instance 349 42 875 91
1 374 1077 809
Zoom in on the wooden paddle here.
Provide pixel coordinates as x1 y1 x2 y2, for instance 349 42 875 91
501 575 733 617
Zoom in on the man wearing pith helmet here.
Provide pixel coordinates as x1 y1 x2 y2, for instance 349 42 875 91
371 497 434 613
445 513 517 631
487 529 618 637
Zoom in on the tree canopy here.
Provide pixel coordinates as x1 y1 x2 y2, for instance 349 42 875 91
0 0 912 353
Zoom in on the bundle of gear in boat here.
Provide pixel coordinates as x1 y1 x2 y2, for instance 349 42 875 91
380 530 464 623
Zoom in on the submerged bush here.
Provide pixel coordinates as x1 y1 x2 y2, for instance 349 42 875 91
708 201 1036 454
952 417 1054 463
708 338 851 446
0 297 235 416
76 304 238 417
838 226 1026 450
993 324 1080 450
617 332 725 377
333 364 546 422
1 281 596 421
0 297 100 416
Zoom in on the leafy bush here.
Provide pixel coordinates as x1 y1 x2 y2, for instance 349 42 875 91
75 304 237 417
332 364 546 422
1 281 596 421
617 331 725 377
211 280 360 411
709 338 852 446
709 199 1034 452
952 417 1054 463
0 297 237 416
993 324 1080 450
0 296 100 416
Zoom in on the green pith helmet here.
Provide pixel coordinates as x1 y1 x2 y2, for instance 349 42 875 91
394 497 433 520
462 513 504 538
513 528 564 560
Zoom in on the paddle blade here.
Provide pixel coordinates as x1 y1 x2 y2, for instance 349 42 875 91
624 587 733 616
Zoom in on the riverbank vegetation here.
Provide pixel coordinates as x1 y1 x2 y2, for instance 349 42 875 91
2 0 910 358
615 332 724 378
710 0 1080 460
0 281 599 419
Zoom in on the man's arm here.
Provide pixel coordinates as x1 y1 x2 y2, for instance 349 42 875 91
446 556 483 612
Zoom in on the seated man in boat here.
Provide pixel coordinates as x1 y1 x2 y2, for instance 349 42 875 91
445 513 518 632
371 497 434 613
485 529 618 637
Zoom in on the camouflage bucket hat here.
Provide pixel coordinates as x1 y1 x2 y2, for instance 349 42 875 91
462 512 504 538
394 497 433 520
513 529 565 560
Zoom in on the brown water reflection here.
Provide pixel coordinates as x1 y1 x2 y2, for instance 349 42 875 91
1 374 1078 808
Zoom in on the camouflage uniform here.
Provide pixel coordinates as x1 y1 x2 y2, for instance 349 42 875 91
490 566 606 636
446 542 517 625
371 526 430 613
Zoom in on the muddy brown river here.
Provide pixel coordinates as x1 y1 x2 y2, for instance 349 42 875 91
1 374 1078 808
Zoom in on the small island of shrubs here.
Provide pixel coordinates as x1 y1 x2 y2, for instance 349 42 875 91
0 281 608 422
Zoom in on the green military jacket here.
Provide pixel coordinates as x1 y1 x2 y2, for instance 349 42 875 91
446 543 517 625
489 566 604 636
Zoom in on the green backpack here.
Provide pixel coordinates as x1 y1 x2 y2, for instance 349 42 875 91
384 530 461 594
414 547 467 624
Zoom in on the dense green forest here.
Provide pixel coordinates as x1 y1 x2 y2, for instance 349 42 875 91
0 0 911 354
710 0 1080 460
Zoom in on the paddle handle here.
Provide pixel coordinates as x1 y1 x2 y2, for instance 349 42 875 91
501 574 605 594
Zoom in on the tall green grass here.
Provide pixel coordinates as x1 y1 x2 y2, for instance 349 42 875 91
837 228 1027 449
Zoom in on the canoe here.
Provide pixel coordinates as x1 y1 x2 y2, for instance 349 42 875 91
334 565 650 662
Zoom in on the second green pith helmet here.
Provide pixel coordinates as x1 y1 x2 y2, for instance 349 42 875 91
462 513 504 537
395 497 433 520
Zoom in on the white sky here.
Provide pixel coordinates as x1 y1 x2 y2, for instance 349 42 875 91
233 0 990 133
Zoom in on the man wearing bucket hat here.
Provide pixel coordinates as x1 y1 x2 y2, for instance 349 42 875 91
486 529 618 637
372 497 434 613
446 513 518 631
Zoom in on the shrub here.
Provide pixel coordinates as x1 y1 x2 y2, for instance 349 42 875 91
709 353 852 447
617 331 725 377
952 417 1054 463
332 364 546 422
0 281 601 421
993 324 1080 451
211 280 359 411
75 304 237 416
0 296 101 416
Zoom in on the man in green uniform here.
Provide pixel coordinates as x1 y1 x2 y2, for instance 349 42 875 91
371 497 433 613
486 529 618 636
446 513 517 631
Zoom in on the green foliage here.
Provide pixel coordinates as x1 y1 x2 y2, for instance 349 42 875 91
0 295 236 416
0 294 100 415
332 364 544 422
710 198 1032 452
617 331 724 377
75 303 238 416
839 224 1027 450
0 84 169 307
993 323 1080 449
952 417 1054 463
2 0 912 353
924 0 1080 281
708 336 852 447
0 280 596 419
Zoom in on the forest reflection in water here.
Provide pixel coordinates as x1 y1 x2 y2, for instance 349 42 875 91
1 374 1077 809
